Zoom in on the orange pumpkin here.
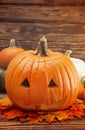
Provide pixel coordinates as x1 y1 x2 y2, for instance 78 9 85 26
0 39 25 92
5 36 80 111
0 39 25 69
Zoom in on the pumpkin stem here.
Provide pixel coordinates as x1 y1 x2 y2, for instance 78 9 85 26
65 50 72 58
34 36 48 56
81 76 85 85
10 39 16 48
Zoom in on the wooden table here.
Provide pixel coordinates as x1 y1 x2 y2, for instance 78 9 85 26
0 0 85 129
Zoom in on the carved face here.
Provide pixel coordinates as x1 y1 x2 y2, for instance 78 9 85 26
5 37 79 111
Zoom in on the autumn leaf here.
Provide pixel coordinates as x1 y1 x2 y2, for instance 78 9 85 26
70 103 85 111
68 103 85 118
73 111 84 118
29 115 45 124
53 111 69 121
0 98 13 106
0 98 13 111
45 113 55 123
20 113 45 124
2 108 26 120
0 97 85 124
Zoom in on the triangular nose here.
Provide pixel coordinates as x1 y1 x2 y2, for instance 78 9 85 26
22 78 30 87
48 79 57 87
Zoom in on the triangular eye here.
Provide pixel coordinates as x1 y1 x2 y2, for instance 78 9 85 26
48 79 57 87
21 78 30 88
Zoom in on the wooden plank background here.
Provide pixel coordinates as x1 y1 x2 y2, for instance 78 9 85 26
0 0 85 6
0 0 85 61
0 1 85 129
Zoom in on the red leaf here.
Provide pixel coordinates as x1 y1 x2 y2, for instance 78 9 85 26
0 97 85 123
2 108 26 119
70 103 85 111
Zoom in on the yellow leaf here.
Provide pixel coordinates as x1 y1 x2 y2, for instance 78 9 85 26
53 111 69 121
0 98 13 111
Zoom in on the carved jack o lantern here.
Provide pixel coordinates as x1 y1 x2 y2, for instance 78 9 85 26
5 36 80 111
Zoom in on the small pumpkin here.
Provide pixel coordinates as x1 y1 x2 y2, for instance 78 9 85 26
0 39 25 93
65 50 85 100
0 39 25 69
5 36 80 111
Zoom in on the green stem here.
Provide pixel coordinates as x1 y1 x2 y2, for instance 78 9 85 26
34 36 48 56
65 50 72 58
10 39 16 48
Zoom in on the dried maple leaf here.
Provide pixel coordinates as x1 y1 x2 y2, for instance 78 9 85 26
0 97 85 124
45 113 55 123
20 112 46 123
29 115 45 124
0 98 13 111
66 110 74 120
73 111 84 118
68 103 85 118
53 111 69 121
2 108 26 120
0 98 13 106
70 103 85 111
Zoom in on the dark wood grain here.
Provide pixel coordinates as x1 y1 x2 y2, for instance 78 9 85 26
0 122 85 130
0 22 85 60
0 5 85 23
0 5 85 61
0 0 85 6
